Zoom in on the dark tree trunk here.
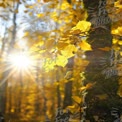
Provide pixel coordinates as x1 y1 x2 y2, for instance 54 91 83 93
67 0 71 4
82 0 122 121
63 58 74 109
0 1 20 114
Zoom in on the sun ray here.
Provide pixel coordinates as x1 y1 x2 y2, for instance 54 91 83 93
0 67 17 86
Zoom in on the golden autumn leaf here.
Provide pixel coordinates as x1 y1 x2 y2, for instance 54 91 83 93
80 83 95 91
67 105 76 113
72 20 91 32
99 47 111 51
45 39 55 50
23 32 29 37
114 1 122 9
67 105 75 109
80 86 87 91
72 96 82 104
57 42 68 50
56 55 68 67
86 83 95 89
112 27 122 36
37 13 44 18
60 1 70 10
79 40 92 51
61 44 77 58
120 51 122 56
112 39 118 44
118 41 122 45
0 3 5 8
43 58 56 72
118 78 122 97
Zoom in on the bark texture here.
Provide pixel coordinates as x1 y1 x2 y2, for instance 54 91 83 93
82 0 122 121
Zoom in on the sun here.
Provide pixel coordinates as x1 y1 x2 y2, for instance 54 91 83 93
9 52 33 71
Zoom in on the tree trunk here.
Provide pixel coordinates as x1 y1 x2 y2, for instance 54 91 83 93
82 0 122 121
0 1 20 115
63 57 74 109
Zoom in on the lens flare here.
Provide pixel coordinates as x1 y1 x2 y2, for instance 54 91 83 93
9 52 32 70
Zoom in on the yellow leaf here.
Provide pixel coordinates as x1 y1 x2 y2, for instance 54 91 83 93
56 55 68 67
72 96 82 104
57 42 68 50
67 105 75 109
79 40 92 51
114 1 122 9
80 83 95 91
72 20 91 32
120 51 122 56
25 5 34 9
118 41 122 45
113 39 118 44
60 1 70 10
0 3 5 8
37 13 44 18
45 39 55 50
67 105 76 113
43 58 55 72
23 32 29 37
79 86 87 91
99 47 111 51
61 44 77 58
86 83 95 89
112 27 122 36
53 82 59 86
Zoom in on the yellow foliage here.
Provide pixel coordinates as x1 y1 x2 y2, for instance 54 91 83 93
0 3 5 8
37 13 44 18
45 39 55 50
118 77 122 97
56 54 68 67
112 27 122 36
50 11 58 21
72 20 91 32
57 42 68 50
118 41 122 45
80 83 95 91
113 39 118 44
67 105 76 113
99 47 111 51
114 1 122 9
60 1 71 10
43 58 56 72
79 40 92 51
61 44 77 58
72 96 82 104
23 32 30 37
